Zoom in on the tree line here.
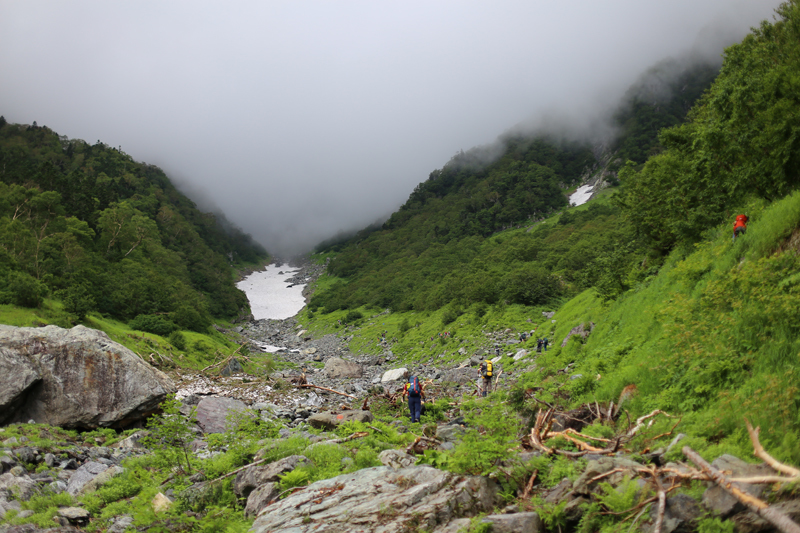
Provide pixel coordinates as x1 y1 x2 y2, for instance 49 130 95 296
0 120 268 331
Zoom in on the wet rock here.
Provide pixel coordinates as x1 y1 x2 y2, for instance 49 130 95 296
307 410 374 430
195 397 248 434
251 465 498 533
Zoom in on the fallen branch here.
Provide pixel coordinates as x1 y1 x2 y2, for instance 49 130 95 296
521 470 538 499
299 384 356 399
745 418 800 478
626 410 677 438
493 369 503 392
201 343 246 373
325 431 369 444
683 446 800 533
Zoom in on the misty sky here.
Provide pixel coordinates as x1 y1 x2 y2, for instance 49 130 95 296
0 0 782 256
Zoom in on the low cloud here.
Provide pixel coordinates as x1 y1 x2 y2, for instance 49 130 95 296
0 0 781 257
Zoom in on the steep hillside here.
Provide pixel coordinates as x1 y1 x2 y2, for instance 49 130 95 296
310 57 719 316
0 121 269 329
305 0 800 460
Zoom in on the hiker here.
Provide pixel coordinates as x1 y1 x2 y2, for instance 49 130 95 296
733 214 749 241
403 372 425 423
479 359 493 397
543 338 549 352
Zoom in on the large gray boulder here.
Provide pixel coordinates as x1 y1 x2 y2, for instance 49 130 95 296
195 397 249 434
323 357 362 379
381 368 408 383
0 325 175 428
233 455 309 499
0 348 40 422
250 465 498 533
307 410 374 430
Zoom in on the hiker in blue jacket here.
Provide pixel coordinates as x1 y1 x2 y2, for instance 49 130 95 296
402 371 425 423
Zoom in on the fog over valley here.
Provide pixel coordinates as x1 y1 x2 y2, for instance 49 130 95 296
0 0 782 256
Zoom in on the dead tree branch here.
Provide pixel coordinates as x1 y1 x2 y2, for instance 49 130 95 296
299 384 356 399
745 418 800 478
683 446 800 533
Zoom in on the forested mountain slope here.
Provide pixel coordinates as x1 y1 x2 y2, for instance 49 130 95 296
307 0 800 460
310 57 719 315
0 120 268 329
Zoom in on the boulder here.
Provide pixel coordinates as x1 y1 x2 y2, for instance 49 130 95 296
220 357 243 377
513 349 528 361
195 397 248 434
323 357 362 379
435 425 466 443
378 450 416 469
66 461 111 495
572 456 643 495
439 512 543 533
307 410 374 430
642 494 702 533
0 325 175 428
440 368 474 385
0 472 38 501
0 348 40 425
152 492 173 513
561 322 595 347
234 455 309 498
58 507 90 525
381 368 408 383
244 482 280 517
251 465 498 533
702 455 773 517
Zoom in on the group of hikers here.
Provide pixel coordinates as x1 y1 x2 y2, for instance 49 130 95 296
401 359 495 423
399 213 752 423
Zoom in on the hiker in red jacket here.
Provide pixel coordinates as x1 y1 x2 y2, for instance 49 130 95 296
733 214 749 241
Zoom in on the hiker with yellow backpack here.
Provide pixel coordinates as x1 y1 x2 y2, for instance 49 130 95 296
479 359 493 397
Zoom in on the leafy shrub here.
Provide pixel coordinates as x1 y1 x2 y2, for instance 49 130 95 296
129 314 178 336
168 331 187 350
342 310 363 324
7 272 46 308
59 282 96 319
171 305 211 333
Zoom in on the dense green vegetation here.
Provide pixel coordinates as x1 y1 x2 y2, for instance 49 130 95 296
0 121 268 329
307 0 800 462
311 53 721 317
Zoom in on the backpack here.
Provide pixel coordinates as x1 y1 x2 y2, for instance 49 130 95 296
482 360 493 378
408 376 421 397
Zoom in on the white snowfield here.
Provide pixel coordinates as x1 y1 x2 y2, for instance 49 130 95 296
237 264 306 320
569 184 593 207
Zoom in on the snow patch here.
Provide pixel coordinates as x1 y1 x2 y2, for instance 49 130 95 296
237 264 306 320
569 184 593 206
